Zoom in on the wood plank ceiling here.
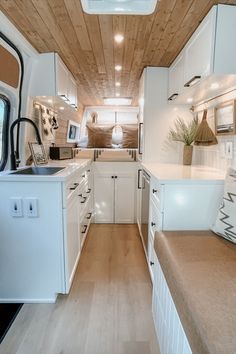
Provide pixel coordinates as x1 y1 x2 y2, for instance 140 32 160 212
1 0 236 106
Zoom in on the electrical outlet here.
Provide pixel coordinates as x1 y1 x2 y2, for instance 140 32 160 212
225 142 233 159
10 198 23 217
24 198 38 217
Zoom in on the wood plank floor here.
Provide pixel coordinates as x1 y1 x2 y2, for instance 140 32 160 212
0 224 160 354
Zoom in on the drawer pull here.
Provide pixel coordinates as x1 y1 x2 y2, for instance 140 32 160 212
151 222 156 227
80 196 87 204
70 183 79 190
86 212 92 220
152 189 158 194
150 261 154 266
81 225 87 234
86 188 92 194
82 174 86 178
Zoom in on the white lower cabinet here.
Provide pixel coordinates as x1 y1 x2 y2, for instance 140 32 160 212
152 253 192 354
0 161 93 302
93 162 137 224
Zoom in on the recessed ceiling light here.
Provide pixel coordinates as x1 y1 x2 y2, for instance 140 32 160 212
210 82 220 90
81 0 158 15
187 98 193 103
115 82 121 87
116 93 120 97
104 97 132 106
114 34 124 43
59 106 65 111
115 65 122 72
47 99 53 104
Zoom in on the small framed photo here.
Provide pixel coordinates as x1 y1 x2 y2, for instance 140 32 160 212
214 100 236 135
29 142 48 165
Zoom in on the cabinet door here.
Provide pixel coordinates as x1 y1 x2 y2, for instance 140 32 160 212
65 192 80 291
184 7 216 86
115 175 135 223
168 52 184 100
55 55 69 99
68 74 78 108
94 174 114 223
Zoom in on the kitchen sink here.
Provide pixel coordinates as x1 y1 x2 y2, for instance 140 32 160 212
9 167 65 175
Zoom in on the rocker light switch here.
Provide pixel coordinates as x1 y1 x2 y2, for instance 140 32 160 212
10 198 23 217
25 198 38 217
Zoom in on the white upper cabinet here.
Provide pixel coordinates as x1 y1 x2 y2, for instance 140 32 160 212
168 52 184 101
31 53 78 109
183 6 216 87
55 55 69 99
67 75 78 108
168 5 236 104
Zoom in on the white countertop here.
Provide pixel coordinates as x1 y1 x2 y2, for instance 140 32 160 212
142 163 226 184
0 159 91 182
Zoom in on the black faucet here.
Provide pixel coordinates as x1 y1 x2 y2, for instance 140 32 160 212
10 117 42 170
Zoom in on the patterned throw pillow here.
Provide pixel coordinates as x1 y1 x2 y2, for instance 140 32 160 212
86 124 114 148
212 168 236 244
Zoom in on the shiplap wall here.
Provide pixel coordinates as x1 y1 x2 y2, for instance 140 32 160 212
192 90 236 171
24 100 84 163
54 104 84 146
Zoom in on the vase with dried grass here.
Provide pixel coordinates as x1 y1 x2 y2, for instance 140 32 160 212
168 117 199 165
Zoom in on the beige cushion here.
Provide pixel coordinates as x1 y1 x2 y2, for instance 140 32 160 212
212 167 236 244
121 124 138 148
86 124 114 148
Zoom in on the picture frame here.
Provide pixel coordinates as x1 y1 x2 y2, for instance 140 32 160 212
29 142 48 165
214 100 236 136
67 120 80 143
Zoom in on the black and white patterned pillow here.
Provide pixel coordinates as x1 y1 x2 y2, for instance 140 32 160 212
212 168 236 244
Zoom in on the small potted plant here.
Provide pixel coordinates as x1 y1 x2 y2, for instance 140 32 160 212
168 117 199 165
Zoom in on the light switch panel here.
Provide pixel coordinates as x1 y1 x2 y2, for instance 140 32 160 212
10 198 23 217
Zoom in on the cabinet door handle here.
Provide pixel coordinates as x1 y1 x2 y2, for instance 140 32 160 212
152 189 157 194
70 183 79 190
151 222 156 227
150 261 154 266
87 169 90 173
115 176 118 179
168 93 178 101
138 169 142 189
60 94 69 101
184 75 201 87
86 212 92 220
86 188 91 194
111 176 114 179
81 225 87 234
138 122 143 155
82 174 86 178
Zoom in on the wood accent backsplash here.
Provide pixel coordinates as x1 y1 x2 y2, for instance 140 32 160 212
54 104 84 147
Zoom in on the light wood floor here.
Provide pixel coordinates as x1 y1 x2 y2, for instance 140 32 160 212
0 224 160 354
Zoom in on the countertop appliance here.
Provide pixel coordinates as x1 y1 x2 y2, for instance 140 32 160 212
141 169 150 255
50 146 73 160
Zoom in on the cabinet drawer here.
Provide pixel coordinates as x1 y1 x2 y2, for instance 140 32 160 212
150 179 163 211
150 201 163 232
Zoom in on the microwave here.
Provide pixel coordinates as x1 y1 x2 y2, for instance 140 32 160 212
49 146 73 160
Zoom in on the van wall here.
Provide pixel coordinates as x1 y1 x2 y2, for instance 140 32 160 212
193 90 236 171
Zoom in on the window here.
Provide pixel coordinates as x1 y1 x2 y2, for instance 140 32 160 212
0 95 10 171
